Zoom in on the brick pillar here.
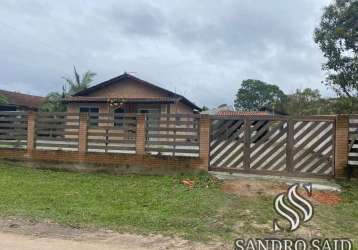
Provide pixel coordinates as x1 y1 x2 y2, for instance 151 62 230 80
136 114 146 155
335 114 349 178
199 114 210 171
26 111 36 153
78 113 88 156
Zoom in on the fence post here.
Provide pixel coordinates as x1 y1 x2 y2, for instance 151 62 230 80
26 111 36 153
243 117 251 170
78 113 88 156
136 114 146 155
335 114 349 178
286 118 294 173
199 114 210 170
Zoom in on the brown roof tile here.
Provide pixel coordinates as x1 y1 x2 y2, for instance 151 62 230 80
217 111 269 116
0 89 45 109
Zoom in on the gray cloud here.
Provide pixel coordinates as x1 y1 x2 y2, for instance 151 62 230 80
0 0 332 108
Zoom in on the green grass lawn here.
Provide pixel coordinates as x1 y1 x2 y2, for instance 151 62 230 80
0 160 357 245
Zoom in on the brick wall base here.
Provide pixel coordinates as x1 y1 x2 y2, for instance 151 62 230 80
0 149 207 174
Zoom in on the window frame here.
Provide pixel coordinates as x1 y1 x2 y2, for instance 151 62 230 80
79 106 99 127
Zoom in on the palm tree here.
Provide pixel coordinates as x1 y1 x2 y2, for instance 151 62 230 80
0 94 7 105
40 91 67 112
63 66 96 95
41 67 96 112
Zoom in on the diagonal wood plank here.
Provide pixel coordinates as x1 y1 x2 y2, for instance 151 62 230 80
251 126 287 159
250 138 286 169
295 142 333 172
293 129 332 166
250 123 286 153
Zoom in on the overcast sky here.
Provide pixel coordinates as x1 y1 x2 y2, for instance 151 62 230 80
0 0 332 108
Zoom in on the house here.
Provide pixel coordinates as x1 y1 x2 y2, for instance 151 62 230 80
64 73 201 115
0 89 45 111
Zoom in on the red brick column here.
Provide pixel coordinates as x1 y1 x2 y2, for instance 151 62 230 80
335 114 349 177
78 113 88 156
26 111 36 153
199 114 210 171
136 114 146 155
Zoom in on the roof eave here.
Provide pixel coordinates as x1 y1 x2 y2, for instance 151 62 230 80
72 73 201 111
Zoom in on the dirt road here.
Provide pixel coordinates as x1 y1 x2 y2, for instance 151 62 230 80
0 231 216 250
0 217 226 250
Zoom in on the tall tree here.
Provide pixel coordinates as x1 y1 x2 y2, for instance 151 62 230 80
286 88 325 115
314 0 358 98
201 106 209 111
63 66 96 95
234 79 287 111
331 96 358 113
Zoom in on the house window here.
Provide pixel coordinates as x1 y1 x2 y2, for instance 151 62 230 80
139 109 161 128
80 107 99 127
114 108 124 127
138 109 161 114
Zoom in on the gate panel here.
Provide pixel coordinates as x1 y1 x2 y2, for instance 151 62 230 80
209 117 245 169
249 118 288 172
292 119 335 176
209 115 335 177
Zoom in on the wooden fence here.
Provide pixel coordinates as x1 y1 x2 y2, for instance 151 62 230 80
0 111 28 149
87 113 137 153
35 112 80 151
145 114 200 157
0 111 352 178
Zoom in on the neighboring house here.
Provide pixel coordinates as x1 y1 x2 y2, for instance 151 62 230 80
64 73 201 115
0 89 45 111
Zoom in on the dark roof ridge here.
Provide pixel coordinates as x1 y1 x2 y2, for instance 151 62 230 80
73 73 201 110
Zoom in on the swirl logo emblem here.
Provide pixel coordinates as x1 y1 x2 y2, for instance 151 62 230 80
273 183 314 232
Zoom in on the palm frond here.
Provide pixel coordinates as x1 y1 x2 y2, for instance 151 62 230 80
62 66 96 96
62 77 75 88
73 66 81 86
81 71 97 86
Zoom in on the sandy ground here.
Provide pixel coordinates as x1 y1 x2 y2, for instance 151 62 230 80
0 217 226 250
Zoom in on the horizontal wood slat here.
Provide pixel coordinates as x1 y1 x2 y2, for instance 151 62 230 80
36 113 80 151
145 114 199 157
0 112 28 149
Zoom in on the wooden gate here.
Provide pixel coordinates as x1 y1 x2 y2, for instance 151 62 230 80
209 115 335 177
